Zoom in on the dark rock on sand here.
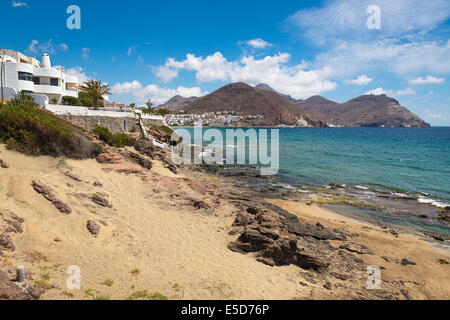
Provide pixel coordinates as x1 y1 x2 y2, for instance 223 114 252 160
339 243 372 255
86 221 101 237
93 181 103 187
0 233 15 252
92 192 113 208
64 171 82 182
31 181 72 214
53 201 72 215
401 259 417 266
438 259 449 265
0 159 9 169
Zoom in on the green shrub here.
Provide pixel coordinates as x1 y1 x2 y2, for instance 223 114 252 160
79 97 93 107
61 96 80 106
7 91 38 108
0 103 103 158
93 126 136 148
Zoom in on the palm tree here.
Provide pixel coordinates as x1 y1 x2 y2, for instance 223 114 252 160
145 99 153 113
79 80 111 110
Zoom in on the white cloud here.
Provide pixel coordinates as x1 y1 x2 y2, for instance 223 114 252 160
409 76 445 84
365 87 415 97
286 0 450 44
82 48 90 60
27 39 69 55
127 46 136 56
345 75 373 86
365 87 390 96
423 109 445 120
12 1 28 7
395 88 416 96
155 52 337 99
65 67 90 84
111 81 207 105
28 40 39 53
246 38 273 49
315 39 450 77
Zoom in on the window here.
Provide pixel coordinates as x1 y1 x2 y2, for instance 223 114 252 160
18 72 33 82
50 78 59 86
33 77 40 85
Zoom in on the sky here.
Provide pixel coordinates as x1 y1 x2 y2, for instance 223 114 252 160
1 0 450 125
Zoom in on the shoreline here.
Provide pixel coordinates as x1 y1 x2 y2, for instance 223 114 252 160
0 144 449 300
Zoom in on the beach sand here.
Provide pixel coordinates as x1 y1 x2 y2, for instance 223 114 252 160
0 144 449 300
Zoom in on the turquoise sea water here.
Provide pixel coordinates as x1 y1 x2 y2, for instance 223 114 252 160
176 127 450 207
277 127 450 205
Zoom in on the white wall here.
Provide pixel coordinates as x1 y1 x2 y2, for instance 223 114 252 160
45 104 166 122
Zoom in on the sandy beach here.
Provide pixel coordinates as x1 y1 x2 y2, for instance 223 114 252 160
0 143 449 300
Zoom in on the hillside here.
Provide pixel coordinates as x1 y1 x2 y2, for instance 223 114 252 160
158 95 198 111
255 83 296 101
183 82 327 127
296 94 430 128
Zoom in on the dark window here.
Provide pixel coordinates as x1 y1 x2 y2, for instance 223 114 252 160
50 78 59 86
18 72 33 82
33 77 40 85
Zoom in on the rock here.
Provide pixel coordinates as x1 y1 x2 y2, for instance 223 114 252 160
53 201 72 214
0 159 9 169
127 152 153 170
93 181 103 187
400 259 416 266
0 270 40 300
190 199 209 210
31 181 57 203
0 233 15 252
64 171 82 182
438 259 449 265
92 192 113 208
86 221 101 237
31 181 71 214
96 153 123 164
339 243 372 255
323 282 332 290
247 206 259 214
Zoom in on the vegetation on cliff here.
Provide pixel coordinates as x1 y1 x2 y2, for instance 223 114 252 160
93 126 136 148
0 95 102 158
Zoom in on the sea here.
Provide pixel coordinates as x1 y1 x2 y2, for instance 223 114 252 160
175 127 450 238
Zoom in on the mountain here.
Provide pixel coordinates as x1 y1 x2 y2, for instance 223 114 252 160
296 94 430 128
183 82 326 127
158 95 198 110
255 83 296 101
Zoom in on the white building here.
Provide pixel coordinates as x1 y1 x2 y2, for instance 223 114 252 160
0 49 79 105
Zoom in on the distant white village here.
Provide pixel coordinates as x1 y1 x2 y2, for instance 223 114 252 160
165 111 264 126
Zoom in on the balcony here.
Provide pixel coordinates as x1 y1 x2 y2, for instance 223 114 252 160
34 84 62 95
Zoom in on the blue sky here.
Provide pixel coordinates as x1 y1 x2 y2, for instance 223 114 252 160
2 0 450 125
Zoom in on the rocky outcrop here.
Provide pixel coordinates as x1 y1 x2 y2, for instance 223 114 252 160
124 151 153 170
96 153 123 164
135 139 177 174
31 181 72 214
228 204 367 279
0 270 42 300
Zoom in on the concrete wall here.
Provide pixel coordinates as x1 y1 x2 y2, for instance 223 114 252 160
45 105 166 133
